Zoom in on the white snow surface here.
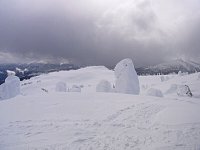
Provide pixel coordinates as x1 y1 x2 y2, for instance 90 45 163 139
114 59 140 94
0 66 200 150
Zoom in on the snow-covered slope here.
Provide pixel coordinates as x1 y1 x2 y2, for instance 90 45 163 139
0 66 200 150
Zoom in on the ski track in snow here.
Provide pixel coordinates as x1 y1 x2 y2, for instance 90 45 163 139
1 100 200 150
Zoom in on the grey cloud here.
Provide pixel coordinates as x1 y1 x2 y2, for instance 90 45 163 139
0 0 199 67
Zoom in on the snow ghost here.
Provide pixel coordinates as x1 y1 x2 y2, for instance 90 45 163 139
69 85 81 92
96 80 112 93
55 82 67 92
0 74 20 100
114 58 140 94
146 88 163 97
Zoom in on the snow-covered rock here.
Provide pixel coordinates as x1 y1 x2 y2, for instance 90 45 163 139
0 75 20 100
55 82 67 92
96 80 112 93
69 85 81 92
114 58 140 94
177 85 192 97
146 88 163 97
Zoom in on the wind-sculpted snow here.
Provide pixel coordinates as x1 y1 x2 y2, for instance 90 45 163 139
114 59 140 94
0 75 20 100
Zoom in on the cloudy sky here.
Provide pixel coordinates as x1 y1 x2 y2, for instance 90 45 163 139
0 0 200 67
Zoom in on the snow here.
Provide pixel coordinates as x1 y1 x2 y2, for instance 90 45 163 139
0 75 20 100
1 65 200 149
114 58 140 94
155 104 200 124
69 85 81 92
146 88 164 97
55 81 67 92
96 80 112 92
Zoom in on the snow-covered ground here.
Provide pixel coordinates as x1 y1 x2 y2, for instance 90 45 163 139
0 66 200 150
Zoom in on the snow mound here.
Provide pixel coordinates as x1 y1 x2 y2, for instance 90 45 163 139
55 82 67 92
146 88 163 97
165 84 178 94
114 58 140 94
0 75 20 100
69 85 81 92
96 80 112 93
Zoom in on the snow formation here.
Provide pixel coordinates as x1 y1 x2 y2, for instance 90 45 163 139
0 75 20 100
114 58 140 94
55 81 67 92
96 80 112 92
69 85 81 92
146 88 163 97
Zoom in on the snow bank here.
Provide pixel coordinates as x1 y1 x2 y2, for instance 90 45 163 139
114 58 140 94
96 80 112 93
55 82 67 92
146 88 163 97
0 75 20 100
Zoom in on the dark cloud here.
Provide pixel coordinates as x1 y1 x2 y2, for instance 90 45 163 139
0 0 200 67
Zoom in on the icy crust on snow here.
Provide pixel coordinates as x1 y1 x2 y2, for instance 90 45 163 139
114 58 140 94
0 75 20 100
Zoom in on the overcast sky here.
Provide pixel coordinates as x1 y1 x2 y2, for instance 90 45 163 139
0 0 200 67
